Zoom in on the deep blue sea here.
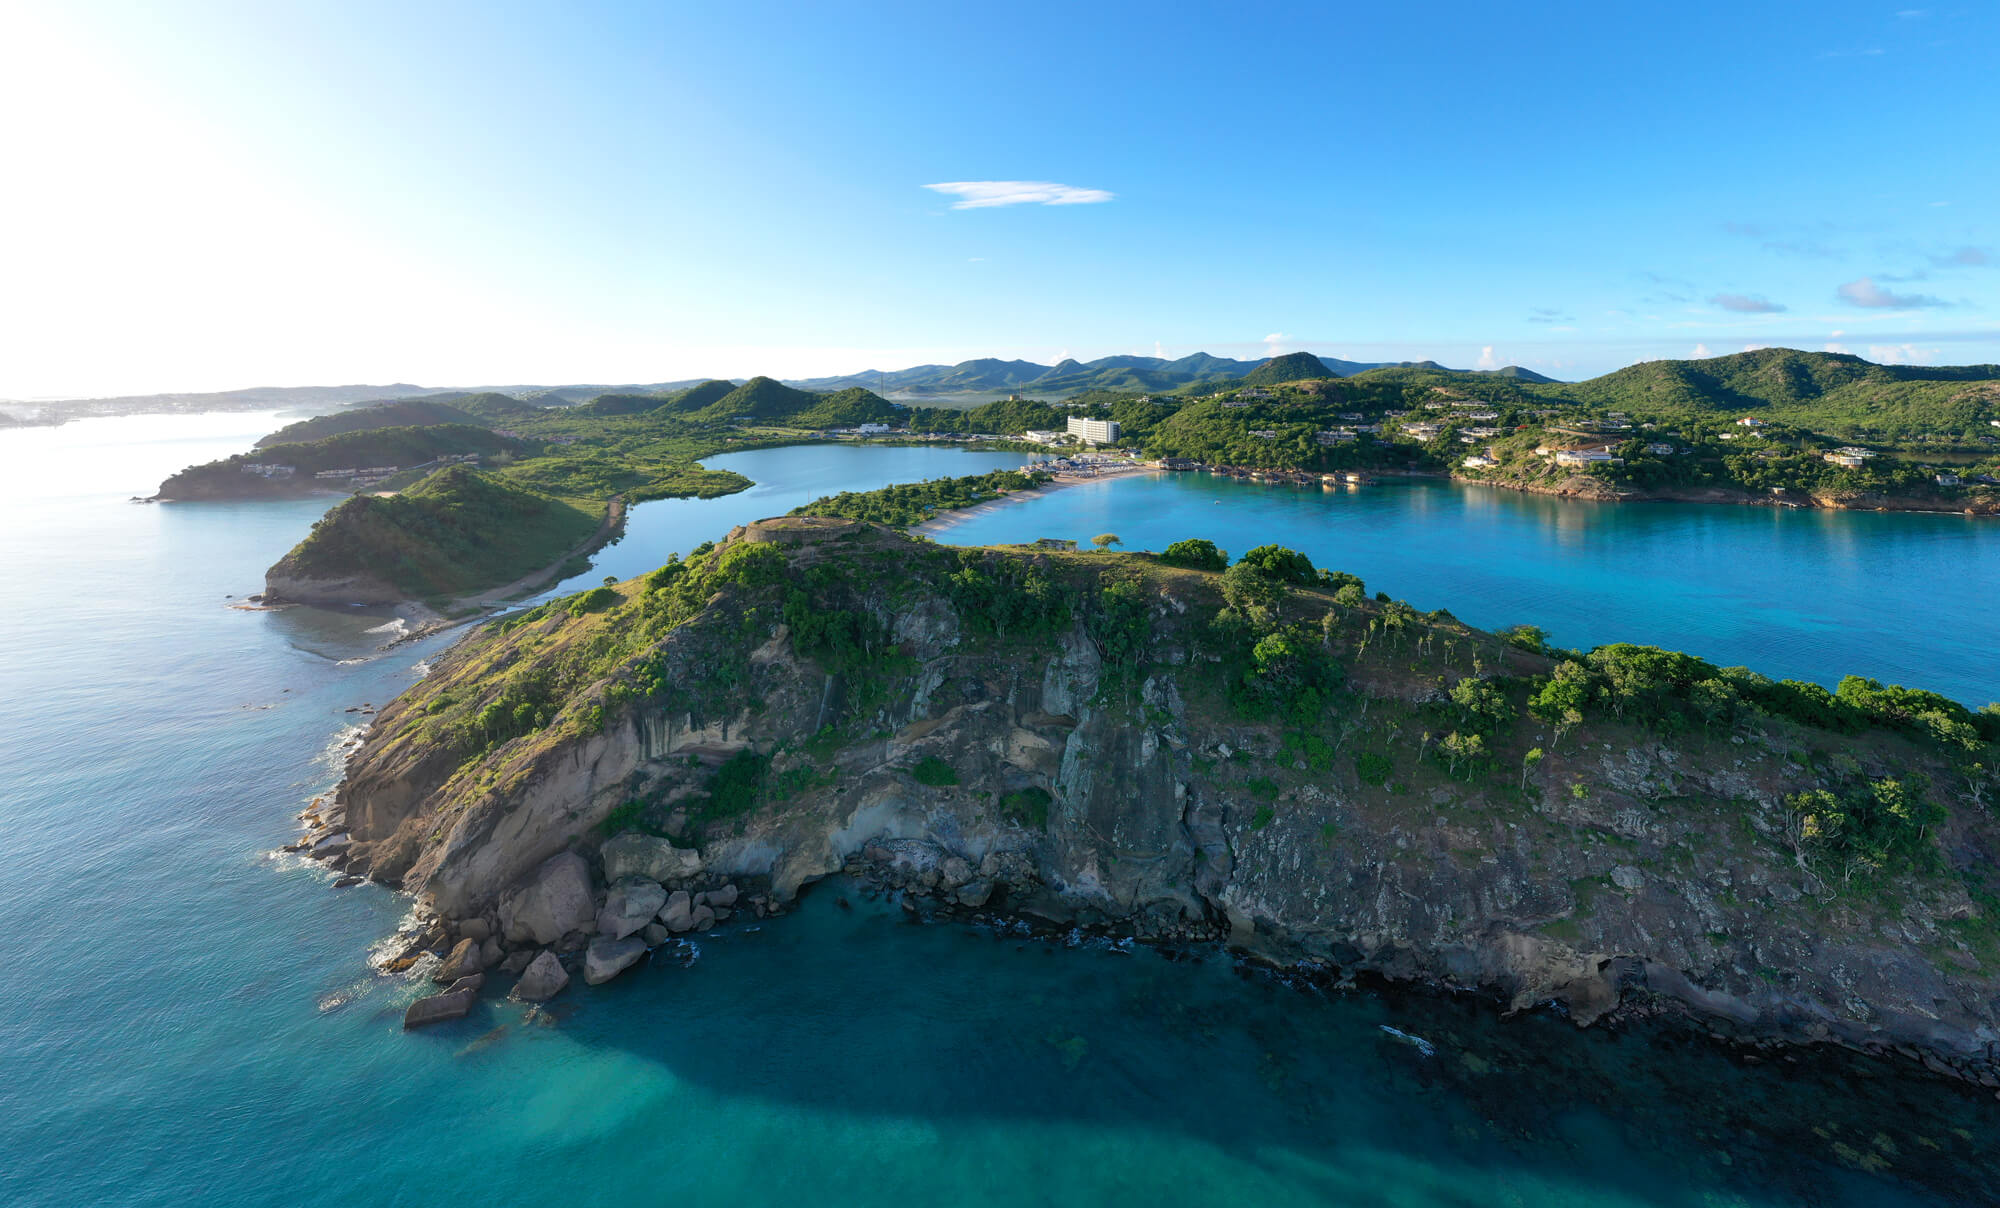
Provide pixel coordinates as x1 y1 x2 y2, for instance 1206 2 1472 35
0 416 1994 1208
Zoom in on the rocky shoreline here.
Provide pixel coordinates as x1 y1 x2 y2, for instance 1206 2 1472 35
1452 468 2000 516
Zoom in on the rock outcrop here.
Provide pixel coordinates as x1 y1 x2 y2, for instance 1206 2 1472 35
332 521 2000 1082
499 853 595 945
511 951 569 1002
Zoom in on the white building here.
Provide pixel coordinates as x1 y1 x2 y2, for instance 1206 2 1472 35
855 422 891 435
1066 416 1121 445
1553 448 1618 466
1737 416 1765 428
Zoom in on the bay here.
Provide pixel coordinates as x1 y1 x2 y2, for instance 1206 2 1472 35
935 471 2000 706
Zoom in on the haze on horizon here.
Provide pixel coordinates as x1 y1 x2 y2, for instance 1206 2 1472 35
2 0 1996 401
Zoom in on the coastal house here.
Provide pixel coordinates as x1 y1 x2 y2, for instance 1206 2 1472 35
1065 416 1121 445
1737 416 1766 428
1553 448 1619 466
1315 429 1357 445
1021 429 1064 445
1823 447 1875 469
1936 472 1962 486
1462 454 1496 468
1644 442 1676 456
1031 537 1077 551
855 422 891 435
1249 429 1279 440
315 468 359 480
240 462 296 478
1155 457 1201 470
1237 388 1275 401
1402 421 1447 440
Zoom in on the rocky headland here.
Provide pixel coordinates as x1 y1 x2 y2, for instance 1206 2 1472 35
310 518 2000 1087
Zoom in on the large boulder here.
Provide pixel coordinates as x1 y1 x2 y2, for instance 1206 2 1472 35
584 936 648 985
690 904 716 932
499 852 596 946
601 832 702 883
432 938 483 983
659 890 694 932
596 879 668 940
403 989 475 1029
511 951 569 1002
705 883 739 909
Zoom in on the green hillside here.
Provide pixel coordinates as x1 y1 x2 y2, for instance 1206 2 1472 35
1244 352 1335 386
267 465 600 602
161 425 527 499
255 399 487 447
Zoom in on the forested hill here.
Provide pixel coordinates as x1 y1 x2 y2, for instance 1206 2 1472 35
1541 348 2000 433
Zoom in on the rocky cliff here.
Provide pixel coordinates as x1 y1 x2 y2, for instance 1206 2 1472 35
324 517 2000 1081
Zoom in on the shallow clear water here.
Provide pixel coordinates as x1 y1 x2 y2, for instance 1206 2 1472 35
936 471 2000 705
0 419 1992 1208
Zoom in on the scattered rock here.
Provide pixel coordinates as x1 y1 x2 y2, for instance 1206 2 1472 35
711 907 731 923
403 989 475 1029
478 936 503 969
500 950 536 976
445 973 485 995
499 852 596 945
938 857 974 890
642 923 670 947
332 876 362 889
1611 865 1645 892
584 936 648 985
660 890 694 932
596 878 668 940
433 938 483 983
458 918 492 943
706 883 740 909
601 832 702 883
956 879 995 908
511 951 569 1002
691 904 716 932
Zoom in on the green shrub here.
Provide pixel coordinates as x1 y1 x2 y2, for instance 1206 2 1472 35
566 586 618 616
1356 751 1393 786
1159 538 1227 572
1250 805 1276 830
911 756 959 786
1247 776 1279 801
998 786 1052 828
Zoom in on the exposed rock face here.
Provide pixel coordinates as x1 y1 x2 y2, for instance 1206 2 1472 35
584 937 647 985
334 522 2000 1082
600 833 702 883
499 853 594 945
511 951 568 1002
596 879 667 939
262 570 404 607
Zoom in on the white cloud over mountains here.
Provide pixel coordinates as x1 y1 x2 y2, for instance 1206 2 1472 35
1837 277 1946 309
923 181 1115 209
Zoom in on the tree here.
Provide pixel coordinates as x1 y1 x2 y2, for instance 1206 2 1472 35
1238 544 1317 585
1439 731 1485 778
1522 746 1545 790
1091 532 1121 551
1221 561 1288 627
1160 538 1227 572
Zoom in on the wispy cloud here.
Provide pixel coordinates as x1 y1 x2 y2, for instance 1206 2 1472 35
1722 221 1845 260
1691 343 1713 358
1710 293 1786 314
923 181 1114 209
1475 345 1500 370
1837 276 1947 308
1929 246 1992 268
1869 342 1939 365
1262 331 1294 357
1526 307 1574 325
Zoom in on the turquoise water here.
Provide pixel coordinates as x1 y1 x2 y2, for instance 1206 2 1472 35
938 471 2000 705
0 417 1994 1208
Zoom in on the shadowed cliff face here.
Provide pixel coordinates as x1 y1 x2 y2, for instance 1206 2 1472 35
332 518 2000 1080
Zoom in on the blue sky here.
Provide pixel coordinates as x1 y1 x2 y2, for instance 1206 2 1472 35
3 0 1996 397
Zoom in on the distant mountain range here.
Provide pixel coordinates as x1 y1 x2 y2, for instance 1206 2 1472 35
0 353 1554 427
785 351 1556 397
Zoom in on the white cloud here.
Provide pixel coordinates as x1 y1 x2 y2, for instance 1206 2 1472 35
1741 344 1769 353
1710 293 1786 314
1475 345 1499 370
1837 276 1946 309
1691 343 1713 358
1263 331 1293 357
1154 341 1166 358
1824 343 1852 354
922 181 1115 209
1867 343 1939 365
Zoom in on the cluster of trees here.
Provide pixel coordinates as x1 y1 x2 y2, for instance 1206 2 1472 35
790 468 1051 526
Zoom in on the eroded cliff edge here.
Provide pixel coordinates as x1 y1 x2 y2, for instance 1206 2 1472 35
327 517 2000 1081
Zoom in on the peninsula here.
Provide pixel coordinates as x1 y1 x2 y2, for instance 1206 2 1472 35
313 517 2000 1086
